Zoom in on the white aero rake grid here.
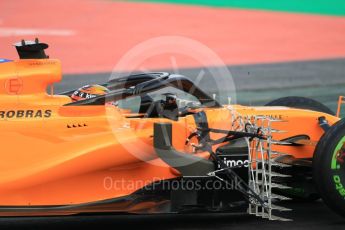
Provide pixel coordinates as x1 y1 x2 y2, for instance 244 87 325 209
227 108 293 221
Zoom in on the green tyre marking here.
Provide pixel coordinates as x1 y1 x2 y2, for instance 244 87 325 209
331 136 345 199
331 136 345 170
333 175 345 199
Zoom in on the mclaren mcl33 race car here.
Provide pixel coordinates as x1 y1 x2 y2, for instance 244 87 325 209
0 39 345 221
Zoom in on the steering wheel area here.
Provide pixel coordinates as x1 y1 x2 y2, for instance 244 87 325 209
144 94 200 120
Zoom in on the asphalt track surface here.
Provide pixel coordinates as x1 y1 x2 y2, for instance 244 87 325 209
1 59 345 229
0 201 344 229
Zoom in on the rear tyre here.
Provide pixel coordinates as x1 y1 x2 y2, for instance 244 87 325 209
265 96 334 115
265 96 335 201
313 118 345 218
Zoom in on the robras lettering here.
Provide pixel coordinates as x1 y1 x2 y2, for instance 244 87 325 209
0 110 52 119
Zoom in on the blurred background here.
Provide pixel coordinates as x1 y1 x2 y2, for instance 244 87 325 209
1 0 345 110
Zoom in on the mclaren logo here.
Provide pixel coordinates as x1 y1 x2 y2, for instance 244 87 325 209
0 110 52 119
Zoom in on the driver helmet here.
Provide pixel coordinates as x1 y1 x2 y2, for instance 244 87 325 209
71 84 109 102
163 93 177 105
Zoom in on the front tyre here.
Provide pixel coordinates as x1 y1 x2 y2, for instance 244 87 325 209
313 118 345 218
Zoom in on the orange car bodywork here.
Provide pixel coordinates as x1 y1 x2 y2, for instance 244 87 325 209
0 59 340 210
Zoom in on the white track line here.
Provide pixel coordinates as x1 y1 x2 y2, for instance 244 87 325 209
0 27 76 37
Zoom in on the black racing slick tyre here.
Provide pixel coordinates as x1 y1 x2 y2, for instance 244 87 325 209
265 96 334 201
313 118 345 218
265 96 335 115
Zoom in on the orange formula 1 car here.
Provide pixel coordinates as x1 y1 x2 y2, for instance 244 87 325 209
0 39 345 220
